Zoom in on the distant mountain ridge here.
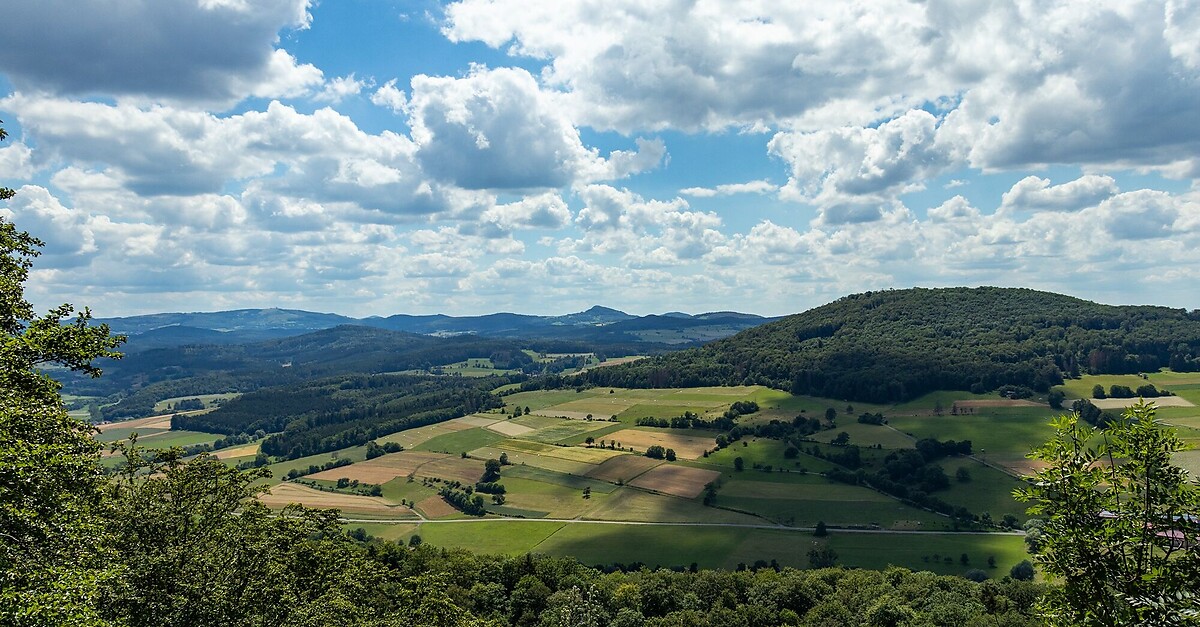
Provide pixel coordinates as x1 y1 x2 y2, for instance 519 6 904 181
100 305 776 351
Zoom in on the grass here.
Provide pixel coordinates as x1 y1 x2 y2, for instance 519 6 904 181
413 427 506 455
887 407 1057 457
503 464 618 493
418 521 567 554
713 474 953 531
503 389 604 412
133 430 221 449
490 477 608 518
534 524 745 569
727 530 1028 576
262 445 371 485
153 392 239 412
379 477 438 505
937 457 1027 522
809 423 915 449
523 420 616 444
582 487 762 524
426 522 1032 576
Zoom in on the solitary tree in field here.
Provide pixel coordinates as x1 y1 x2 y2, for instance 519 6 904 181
1016 401 1200 625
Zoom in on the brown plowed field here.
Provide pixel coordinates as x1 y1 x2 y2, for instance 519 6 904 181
585 455 662 483
629 464 721 498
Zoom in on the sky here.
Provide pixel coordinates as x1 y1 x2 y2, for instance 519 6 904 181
1 0 1198 318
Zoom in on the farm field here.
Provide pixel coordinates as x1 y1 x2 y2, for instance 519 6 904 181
124 384 1087 575
368 521 1027 578
259 483 417 518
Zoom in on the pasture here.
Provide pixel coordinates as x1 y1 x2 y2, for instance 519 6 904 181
413 427 506 454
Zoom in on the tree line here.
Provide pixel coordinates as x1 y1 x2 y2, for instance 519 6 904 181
561 287 1200 402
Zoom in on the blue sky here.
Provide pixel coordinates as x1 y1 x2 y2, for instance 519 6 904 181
1 0 1198 318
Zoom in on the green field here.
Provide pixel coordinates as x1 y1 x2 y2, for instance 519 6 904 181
887 407 1056 457
413 427 506 454
164 385 1048 575
153 392 240 412
366 520 1027 577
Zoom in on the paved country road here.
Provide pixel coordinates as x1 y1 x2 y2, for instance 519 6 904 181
337 516 1024 536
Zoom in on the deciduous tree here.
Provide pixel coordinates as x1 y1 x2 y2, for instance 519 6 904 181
1016 401 1200 625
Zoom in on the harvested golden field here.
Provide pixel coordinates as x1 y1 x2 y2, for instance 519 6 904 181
1091 396 1195 409
486 420 535 436
259 483 412 517
308 451 449 484
454 414 504 428
414 494 459 518
585 455 662 483
213 442 259 459
629 464 721 498
954 399 1042 408
97 415 172 432
603 429 715 460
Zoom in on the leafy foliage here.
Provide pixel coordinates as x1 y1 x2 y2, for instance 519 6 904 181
1016 401 1200 625
576 287 1200 402
1 206 123 624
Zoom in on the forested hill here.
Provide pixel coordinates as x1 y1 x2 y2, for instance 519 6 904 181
575 287 1200 403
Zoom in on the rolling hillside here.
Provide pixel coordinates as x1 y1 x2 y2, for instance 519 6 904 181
575 287 1200 402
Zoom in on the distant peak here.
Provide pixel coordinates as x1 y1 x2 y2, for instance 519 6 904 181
584 305 627 315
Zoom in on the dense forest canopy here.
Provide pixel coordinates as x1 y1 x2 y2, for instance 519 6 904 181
175 374 505 459
574 287 1200 402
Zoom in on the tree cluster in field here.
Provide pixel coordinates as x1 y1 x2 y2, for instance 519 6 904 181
636 401 759 432
173 374 503 459
565 287 1200 402
365 439 405 459
439 485 488 516
814 437 981 525
294 477 384 497
856 412 887 424
177 428 267 457
1091 382 1171 399
644 445 677 461
1070 399 1124 428
283 456 353 480
167 397 206 411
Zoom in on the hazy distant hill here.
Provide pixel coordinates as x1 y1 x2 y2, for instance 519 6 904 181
575 287 1200 403
100 305 772 348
